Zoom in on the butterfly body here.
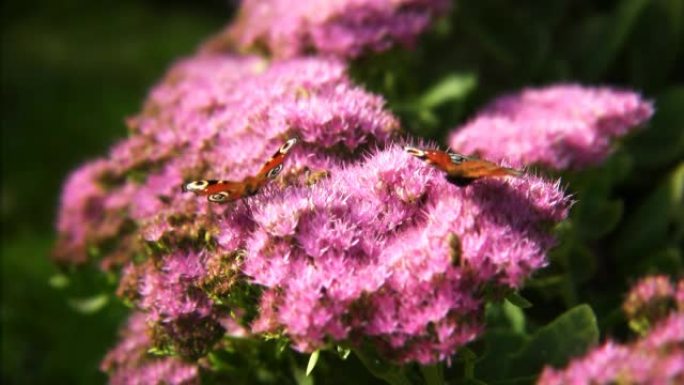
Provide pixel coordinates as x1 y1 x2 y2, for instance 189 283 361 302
182 138 298 203
404 146 521 186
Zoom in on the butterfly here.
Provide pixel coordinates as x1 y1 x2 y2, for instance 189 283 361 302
182 138 298 203
404 146 522 186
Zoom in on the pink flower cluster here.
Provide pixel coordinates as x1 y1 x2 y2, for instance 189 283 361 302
243 145 569 363
449 84 654 171
55 58 659 371
55 54 399 267
207 0 450 58
55 54 401 366
538 313 684 385
136 250 226 359
101 313 200 385
623 275 684 333
51 0 663 381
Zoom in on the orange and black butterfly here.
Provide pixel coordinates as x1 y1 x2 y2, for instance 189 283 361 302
182 138 298 203
404 146 522 186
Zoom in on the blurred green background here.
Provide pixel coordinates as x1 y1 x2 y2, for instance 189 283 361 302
2 1 228 383
2 0 682 384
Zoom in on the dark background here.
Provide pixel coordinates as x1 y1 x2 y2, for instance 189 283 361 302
2 1 229 383
2 0 682 384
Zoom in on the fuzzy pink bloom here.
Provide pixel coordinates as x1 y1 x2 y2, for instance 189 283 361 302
677 280 684 311
55 51 574 368
207 0 450 58
449 84 654 170
55 53 401 370
55 54 398 267
54 159 116 264
538 313 684 385
135 250 226 359
138 250 212 322
623 275 679 333
101 313 199 385
244 144 570 363
108 359 199 385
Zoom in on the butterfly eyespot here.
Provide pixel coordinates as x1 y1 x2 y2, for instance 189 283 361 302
448 153 467 164
266 164 284 179
279 138 298 154
208 192 231 203
183 180 209 192
404 147 426 158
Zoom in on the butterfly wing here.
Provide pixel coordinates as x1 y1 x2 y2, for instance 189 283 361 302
404 147 468 173
182 138 298 204
182 179 219 194
404 146 521 186
181 179 244 203
255 137 298 181
449 159 522 178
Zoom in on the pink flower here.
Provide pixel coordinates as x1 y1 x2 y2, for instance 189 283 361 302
55 54 399 267
206 0 450 58
107 358 199 385
55 53 402 367
138 250 212 322
244 144 569 363
133 250 226 360
101 313 200 385
623 275 680 333
54 159 115 264
449 84 654 170
538 313 684 385
55 50 576 369
677 280 684 311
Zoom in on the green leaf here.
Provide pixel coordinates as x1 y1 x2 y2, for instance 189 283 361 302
48 274 70 289
583 0 651 79
625 2 683 88
629 87 684 168
306 350 320 377
292 366 314 385
67 293 109 315
485 299 526 334
565 243 597 284
474 330 527 382
291 353 315 385
419 364 444 385
614 163 684 261
507 305 599 378
419 73 477 109
575 198 624 240
353 347 412 385
568 152 632 241
503 300 527 335
506 293 533 309
207 351 236 371
639 247 683 274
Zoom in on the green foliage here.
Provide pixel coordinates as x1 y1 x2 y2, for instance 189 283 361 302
614 163 684 273
1 1 225 384
628 87 684 169
353 346 413 385
475 305 599 384
1 235 127 385
306 350 321 377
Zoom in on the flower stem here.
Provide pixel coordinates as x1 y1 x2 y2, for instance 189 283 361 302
460 347 477 380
